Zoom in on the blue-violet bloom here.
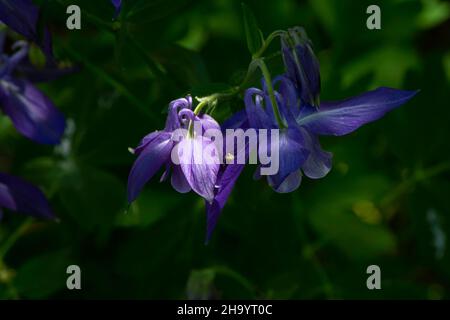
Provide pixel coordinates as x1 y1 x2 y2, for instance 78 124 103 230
0 34 66 144
0 0 54 61
111 0 122 20
0 172 54 219
128 96 221 204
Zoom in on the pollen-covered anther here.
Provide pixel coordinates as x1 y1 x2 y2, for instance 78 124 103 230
225 152 235 164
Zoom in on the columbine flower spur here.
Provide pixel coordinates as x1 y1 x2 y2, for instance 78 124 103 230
128 24 418 242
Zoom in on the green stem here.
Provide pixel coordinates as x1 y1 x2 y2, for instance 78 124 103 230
211 266 255 297
253 30 285 59
192 31 285 115
0 218 32 263
255 59 285 128
296 215 334 299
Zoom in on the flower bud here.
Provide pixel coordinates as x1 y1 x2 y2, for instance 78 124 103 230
281 27 321 107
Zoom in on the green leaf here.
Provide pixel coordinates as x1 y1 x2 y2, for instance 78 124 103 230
58 164 125 234
14 250 71 299
304 175 397 260
241 3 263 55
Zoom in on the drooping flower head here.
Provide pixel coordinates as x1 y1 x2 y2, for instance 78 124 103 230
128 96 221 204
0 172 54 220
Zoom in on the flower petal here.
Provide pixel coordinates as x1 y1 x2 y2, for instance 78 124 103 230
0 172 54 219
244 88 274 129
164 96 191 131
199 114 221 132
111 0 122 19
281 27 321 107
127 132 173 203
221 109 248 130
0 0 53 59
298 87 418 136
268 169 302 193
300 128 333 179
0 78 66 144
178 136 219 202
205 163 245 242
171 165 191 193
263 128 309 190
133 131 160 155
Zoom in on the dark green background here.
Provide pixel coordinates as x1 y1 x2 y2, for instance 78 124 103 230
1 0 449 299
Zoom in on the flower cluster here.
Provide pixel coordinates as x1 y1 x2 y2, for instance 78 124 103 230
0 0 72 220
128 27 418 241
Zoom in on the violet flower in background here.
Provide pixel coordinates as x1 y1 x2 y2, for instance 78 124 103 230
0 33 66 144
127 96 221 204
0 0 54 61
111 0 122 20
0 172 54 220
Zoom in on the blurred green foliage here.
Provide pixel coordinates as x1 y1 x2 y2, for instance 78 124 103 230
0 0 450 299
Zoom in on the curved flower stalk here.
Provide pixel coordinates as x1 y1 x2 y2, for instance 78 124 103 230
127 96 221 204
0 172 54 220
0 36 66 144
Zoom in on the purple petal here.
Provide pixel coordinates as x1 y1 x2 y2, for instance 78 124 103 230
0 0 53 60
268 169 302 193
164 96 191 131
221 109 248 130
127 132 173 203
263 128 309 190
0 172 54 219
244 88 274 129
199 114 221 133
171 165 191 193
300 128 333 179
273 75 300 120
0 41 29 77
111 0 122 19
205 163 245 242
281 27 321 107
178 136 219 202
133 131 160 155
298 87 418 136
0 78 66 144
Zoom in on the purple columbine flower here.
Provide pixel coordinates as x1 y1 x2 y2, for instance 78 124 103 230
127 96 221 204
208 73 417 240
0 172 54 220
0 33 66 145
111 0 122 20
0 0 53 61
248 75 417 192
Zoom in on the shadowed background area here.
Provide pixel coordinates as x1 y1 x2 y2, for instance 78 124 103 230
0 0 449 299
